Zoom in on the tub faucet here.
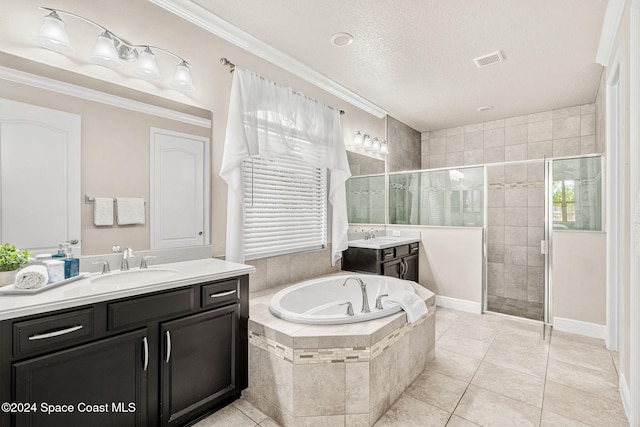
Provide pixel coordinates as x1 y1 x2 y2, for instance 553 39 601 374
121 248 135 271
342 276 371 314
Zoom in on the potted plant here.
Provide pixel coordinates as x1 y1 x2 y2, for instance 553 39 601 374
0 243 30 286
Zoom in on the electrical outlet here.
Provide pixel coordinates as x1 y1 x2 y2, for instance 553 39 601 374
392 230 401 237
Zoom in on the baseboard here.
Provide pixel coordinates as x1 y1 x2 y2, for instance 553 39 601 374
435 296 482 314
619 373 631 424
553 317 606 339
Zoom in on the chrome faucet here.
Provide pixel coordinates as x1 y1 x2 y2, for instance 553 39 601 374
367 228 378 240
121 248 135 271
92 260 111 274
375 293 389 310
342 276 371 313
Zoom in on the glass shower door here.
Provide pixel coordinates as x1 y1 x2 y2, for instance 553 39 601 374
486 161 545 321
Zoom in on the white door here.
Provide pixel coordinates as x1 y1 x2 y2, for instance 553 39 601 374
0 98 81 255
150 128 210 249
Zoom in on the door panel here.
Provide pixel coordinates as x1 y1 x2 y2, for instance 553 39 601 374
160 305 238 426
13 329 147 427
0 99 81 255
150 128 209 249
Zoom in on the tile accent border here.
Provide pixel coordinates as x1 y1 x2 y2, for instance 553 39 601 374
248 308 433 365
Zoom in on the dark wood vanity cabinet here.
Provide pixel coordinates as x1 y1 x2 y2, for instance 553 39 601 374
0 275 249 427
342 242 419 281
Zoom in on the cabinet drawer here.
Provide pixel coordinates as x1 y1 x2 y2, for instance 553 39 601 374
381 248 395 260
108 288 194 330
201 279 240 308
409 242 420 254
13 308 94 357
395 245 410 257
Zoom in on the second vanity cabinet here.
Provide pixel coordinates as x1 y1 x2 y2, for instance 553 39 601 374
342 242 419 281
0 275 249 427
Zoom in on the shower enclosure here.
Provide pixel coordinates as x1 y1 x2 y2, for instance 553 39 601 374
344 155 603 326
485 155 603 322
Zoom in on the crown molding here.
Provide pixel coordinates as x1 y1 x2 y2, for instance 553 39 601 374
0 66 212 128
596 0 629 65
149 0 388 119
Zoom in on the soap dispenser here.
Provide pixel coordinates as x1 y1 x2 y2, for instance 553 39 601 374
63 244 79 278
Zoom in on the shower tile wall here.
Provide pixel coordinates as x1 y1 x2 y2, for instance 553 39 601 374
387 115 421 172
420 103 600 170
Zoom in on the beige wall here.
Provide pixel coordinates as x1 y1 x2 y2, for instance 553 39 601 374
0 1 385 276
552 232 607 325
398 226 484 304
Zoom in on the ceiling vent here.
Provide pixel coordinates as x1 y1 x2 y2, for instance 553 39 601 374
473 50 505 68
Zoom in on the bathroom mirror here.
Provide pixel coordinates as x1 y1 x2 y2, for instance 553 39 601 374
345 150 386 224
0 53 212 255
346 150 385 176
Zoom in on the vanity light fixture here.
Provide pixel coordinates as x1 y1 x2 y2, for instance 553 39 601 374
349 131 388 155
35 7 195 92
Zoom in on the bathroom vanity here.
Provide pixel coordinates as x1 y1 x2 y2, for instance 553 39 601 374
0 258 253 427
342 236 420 281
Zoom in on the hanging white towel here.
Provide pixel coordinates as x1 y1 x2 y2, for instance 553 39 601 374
93 197 114 226
15 265 49 289
385 291 428 323
116 197 145 225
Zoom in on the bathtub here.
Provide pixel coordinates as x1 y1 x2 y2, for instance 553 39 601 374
269 274 421 324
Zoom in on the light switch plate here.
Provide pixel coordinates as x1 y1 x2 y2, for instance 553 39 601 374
392 230 401 237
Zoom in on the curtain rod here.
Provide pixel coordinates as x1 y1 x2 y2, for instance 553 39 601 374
219 57 345 115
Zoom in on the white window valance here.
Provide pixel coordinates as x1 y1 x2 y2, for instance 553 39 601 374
219 68 351 265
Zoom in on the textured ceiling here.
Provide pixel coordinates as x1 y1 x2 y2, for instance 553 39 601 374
189 0 606 132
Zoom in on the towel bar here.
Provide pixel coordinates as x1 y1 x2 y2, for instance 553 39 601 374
85 195 146 204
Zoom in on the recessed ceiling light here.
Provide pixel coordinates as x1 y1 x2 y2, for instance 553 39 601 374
330 32 354 47
477 106 494 112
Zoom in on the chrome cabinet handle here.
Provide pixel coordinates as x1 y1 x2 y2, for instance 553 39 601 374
142 337 149 371
399 260 407 278
209 289 236 298
28 325 83 341
165 331 171 363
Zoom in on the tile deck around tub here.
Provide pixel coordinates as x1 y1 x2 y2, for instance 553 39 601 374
243 279 436 426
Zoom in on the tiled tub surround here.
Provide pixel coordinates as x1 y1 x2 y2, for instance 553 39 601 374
245 281 436 427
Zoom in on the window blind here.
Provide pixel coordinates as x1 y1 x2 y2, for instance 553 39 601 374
242 153 327 260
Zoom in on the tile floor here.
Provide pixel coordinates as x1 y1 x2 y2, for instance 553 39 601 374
194 308 629 427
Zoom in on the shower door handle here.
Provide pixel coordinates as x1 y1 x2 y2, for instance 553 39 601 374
540 240 548 255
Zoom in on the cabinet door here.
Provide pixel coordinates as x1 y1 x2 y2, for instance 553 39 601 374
160 304 239 426
382 258 402 278
402 254 419 282
13 329 148 427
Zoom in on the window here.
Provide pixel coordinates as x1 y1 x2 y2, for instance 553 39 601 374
553 179 576 223
242 153 327 260
552 157 602 231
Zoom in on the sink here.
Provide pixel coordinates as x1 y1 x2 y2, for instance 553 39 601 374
89 268 178 286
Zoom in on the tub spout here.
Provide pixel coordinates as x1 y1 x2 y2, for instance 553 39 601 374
342 276 371 314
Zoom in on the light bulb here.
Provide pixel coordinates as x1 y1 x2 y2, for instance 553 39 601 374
36 11 73 53
170 61 195 92
91 32 120 68
135 47 160 79
353 131 364 146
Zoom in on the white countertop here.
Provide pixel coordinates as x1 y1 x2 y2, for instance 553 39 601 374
0 258 255 321
347 230 421 249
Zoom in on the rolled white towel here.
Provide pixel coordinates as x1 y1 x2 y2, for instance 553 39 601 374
15 265 49 289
